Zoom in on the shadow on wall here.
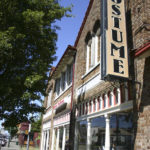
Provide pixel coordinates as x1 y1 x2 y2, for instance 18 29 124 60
133 56 150 149
139 56 150 112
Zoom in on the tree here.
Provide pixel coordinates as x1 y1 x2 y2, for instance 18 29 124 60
31 115 42 133
0 0 71 127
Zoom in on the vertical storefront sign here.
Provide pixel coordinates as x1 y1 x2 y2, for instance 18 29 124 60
101 0 129 80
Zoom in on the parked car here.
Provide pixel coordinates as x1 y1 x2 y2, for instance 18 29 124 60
0 135 7 147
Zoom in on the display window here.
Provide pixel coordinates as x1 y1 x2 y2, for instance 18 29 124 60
91 116 106 150
65 125 70 150
78 120 87 150
59 127 63 149
76 111 133 150
110 113 133 150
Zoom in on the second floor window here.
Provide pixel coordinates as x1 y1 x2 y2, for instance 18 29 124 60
61 72 66 91
85 20 100 73
55 62 73 97
67 64 73 86
55 78 60 96
47 90 52 107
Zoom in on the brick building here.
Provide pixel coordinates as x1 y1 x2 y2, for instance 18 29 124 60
41 0 150 150
41 46 76 150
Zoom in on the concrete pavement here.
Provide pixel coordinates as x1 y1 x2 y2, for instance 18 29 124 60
1 140 20 150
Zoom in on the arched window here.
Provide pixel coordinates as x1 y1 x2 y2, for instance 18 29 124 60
93 20 101 63
85 20 101 73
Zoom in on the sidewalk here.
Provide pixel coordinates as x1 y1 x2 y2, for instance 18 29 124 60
1 138 39 150
1 144 39 150
1 141 20 150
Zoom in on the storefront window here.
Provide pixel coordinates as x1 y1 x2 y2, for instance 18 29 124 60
91 116 106 150
76 111 133 150
78 120 87 150
53 129 57 150
59 127 63 149
65 125 70 150
110 113 133 150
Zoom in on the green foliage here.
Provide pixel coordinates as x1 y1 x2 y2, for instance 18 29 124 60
0 0 71 127
31 116 42 132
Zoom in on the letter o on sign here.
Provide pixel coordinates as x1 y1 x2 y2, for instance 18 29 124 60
112 0 122 4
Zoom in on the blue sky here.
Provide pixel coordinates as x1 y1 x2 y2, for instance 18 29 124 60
53 0 90 66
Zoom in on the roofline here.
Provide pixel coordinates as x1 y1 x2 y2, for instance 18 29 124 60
135 41 150 57
51 45 77 77
74 0 94 47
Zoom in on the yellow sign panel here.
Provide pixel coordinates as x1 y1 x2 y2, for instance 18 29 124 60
25 130 29 135
106 0 129 78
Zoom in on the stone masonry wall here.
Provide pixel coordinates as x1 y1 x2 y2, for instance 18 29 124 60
74 0 101 91
128 0 150 149
74 0 125 104
130 0 150 49
73 0 150 150
134 54 150 150
73 0 113 103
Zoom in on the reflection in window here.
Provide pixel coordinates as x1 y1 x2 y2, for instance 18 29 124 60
89 112 133 150
78 120 87 150
59 128 63 149
53 129 57 150
55 63 73 97
55 79 60 96
67 64 73 86
110 113 133 150
65 125 70 150
91 116 106 150
61 72 65 91
47 90 52 108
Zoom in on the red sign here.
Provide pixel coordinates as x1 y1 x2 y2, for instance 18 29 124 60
53 99 64 109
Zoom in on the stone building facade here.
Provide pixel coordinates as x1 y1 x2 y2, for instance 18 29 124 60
41 46 76 150
41 0 150 150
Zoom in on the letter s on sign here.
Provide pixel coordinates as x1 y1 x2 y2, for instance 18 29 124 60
112 5 121 16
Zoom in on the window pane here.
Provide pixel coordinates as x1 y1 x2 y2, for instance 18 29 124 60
53 129 57 150
67 65 72 85
97 36 100 62
78 120 87 150
65 125 69 150
89 45 91 69
110 112 133 150
59 127 63 149
47 90 52 107
91 116 106 150
91 37 95 67
61 72 65 91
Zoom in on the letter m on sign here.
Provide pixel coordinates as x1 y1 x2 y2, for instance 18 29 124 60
111 43 125 58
